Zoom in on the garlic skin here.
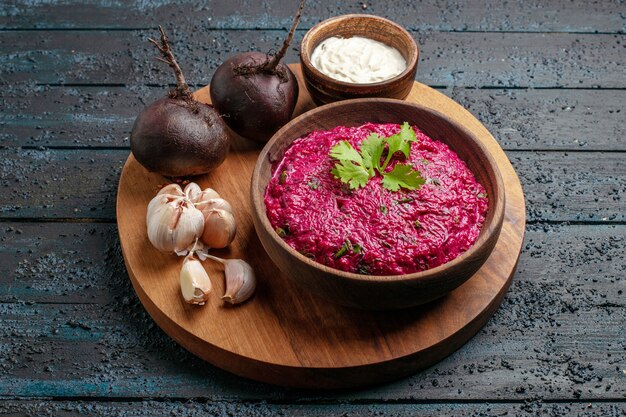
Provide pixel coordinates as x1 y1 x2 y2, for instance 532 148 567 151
194 188 220 203
196 198 233 215
180 255 212 305
157 183 184 197
184 182 202 201
146 194 205 253
201 209 236 249
206 255 256 304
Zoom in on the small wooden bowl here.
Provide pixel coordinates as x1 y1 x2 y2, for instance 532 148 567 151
300 14 419 105
251 99 506 310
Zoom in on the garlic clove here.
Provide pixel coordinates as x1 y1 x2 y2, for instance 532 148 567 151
180 255 212 305
147 195 205 253
147 193 180 218
157 183 184 197
222 259 256 304
205 255 256 304
147 200 179 252
194 188 221 204
172 202 205 253
196 197 233 215
184 182 202 201
201 209 236 249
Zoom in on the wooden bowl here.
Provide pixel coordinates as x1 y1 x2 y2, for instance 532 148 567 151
300 14 419 105
251 99 505 310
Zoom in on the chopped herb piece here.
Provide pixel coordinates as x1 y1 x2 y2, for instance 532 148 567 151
275 226 289 237
307 177 320 190
334 239 359 259
477 192 488 198
299 250 315 259
357 262 370 275
414 219 422 229
395 197 414 204
279 169 287 184
329 122 423 192
379 204 389 215
334 244 348 258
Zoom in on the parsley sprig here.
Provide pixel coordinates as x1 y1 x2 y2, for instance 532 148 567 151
329 123 425 192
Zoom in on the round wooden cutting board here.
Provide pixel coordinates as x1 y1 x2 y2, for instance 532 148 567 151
116 65 525 389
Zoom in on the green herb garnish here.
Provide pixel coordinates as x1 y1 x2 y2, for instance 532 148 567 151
279 169 287 184
379 204 389 215
329 122 425 192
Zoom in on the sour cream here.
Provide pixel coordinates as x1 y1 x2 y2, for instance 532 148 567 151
310 36 407 84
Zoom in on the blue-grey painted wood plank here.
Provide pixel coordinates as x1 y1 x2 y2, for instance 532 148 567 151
0 288 623 400
1 0 625 33
1 223 623 306
1 30 625 88
0 148 624 222
0 400 625 416
0 85 160 148
0 223 624 401
2 85 625 151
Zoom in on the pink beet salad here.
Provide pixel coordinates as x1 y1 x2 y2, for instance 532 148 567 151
264 122 489 276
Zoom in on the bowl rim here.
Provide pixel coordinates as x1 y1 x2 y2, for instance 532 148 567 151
300 14 419 89
251 98 506 284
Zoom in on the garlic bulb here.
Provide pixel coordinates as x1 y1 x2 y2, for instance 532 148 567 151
201 209 236 249
180 254 212 305
205 254 256 304
196 198 233 215
146 193 205 253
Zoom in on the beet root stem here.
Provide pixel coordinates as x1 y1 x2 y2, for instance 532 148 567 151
149 26 193 101
262 0 306 72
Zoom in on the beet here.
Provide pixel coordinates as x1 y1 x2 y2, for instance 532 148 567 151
210 0 305 143
131 27 229 177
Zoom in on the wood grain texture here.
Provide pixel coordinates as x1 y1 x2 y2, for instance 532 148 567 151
2 30 625 88
3 86 625 151
0 222 623 399
1 0 625 412
1 148 624 222
2 223 623 306
1 0 624 33
1 400 625 416
115 66 524 388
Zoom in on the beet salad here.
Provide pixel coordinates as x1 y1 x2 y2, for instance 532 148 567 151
264 122 488 276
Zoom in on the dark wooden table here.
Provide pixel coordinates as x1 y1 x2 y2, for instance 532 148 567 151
1 1 625 415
